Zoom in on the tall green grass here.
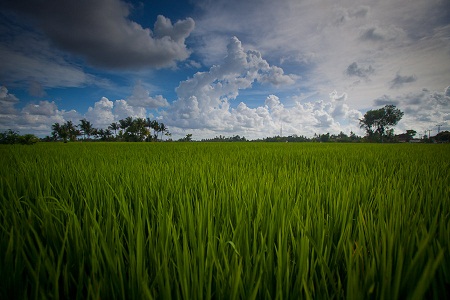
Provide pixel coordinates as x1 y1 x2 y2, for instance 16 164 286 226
1 142 449 299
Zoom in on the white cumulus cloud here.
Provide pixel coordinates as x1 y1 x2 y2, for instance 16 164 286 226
127 81 169 109
159 38 364 139
164 37 297 131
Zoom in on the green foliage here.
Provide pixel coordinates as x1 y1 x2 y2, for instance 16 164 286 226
48 117 170 142
202 135 247 142
79 118 95 140
1 143 449 299
406 129 417 138
178 133 193 142
435 131 450 142
360 105 404 142
18 134 39 145
0 130 39 145
51 121 80 142
0 129 20 144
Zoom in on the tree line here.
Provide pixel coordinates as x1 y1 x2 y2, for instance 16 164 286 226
202 132 362 143
48 117 171 142
0 130 40 145
2 105 449 144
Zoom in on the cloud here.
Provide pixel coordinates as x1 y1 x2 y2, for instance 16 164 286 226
4 0 195 69
1 80 170 135
22 101 58 116
0 86 19 115
86 96 148 128
375 87 450 134
373 95 400 106
430 86 450 107
164 37 297 129
259 66 296 86
161 38 363 138
329 91 347 102
359 25 406 42
85 97 115 128
153 15 194 43
335 5 370 24
390 73 417 89
0 40 94 89
191 0 450 112
113 100 147 121
0 86 82 135
0 11 114 90
350 6 370 19
346 62 374 78
359 27 383 41
127 81 169 109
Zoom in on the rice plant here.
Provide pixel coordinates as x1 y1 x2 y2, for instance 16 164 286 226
1 142 449 299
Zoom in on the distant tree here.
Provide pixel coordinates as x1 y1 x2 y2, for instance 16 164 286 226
159 123 167 141
406 130 417 139
119 117 133 131
319 133 330 142
336 131 349 142
18 134 39 145
117 117 149 141
385 128 396 142
0 129 20 144
133 118 149 141
144 118 152 141
96 128 113 141
405 129 417 142
178 133 193 142
0 130 39 145
79 118 95 140
150 120 160 141
51 121 79 142
51 123 62 141
65 121 80 142
435 130 450 142
42 135 53 142
359 105 404 142
108 122 120 136
52 122 68 142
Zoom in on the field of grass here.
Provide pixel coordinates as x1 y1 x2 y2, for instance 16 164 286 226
1 142 449 299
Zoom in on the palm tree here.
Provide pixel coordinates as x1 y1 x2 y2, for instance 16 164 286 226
65 121 80 141
145 118 153 141
108 122 120 136
125 116 133 127
134 118 148 141
52 122 70 142
159 123 167 141
51 123 61 141
96 129 113 141
150 120 160 141
119 116 133 131
79 118 94 140
104 129 113 140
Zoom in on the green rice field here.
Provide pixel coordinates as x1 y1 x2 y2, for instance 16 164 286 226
1 142 449 299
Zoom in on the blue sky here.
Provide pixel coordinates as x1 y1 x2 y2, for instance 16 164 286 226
1 0 449 139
